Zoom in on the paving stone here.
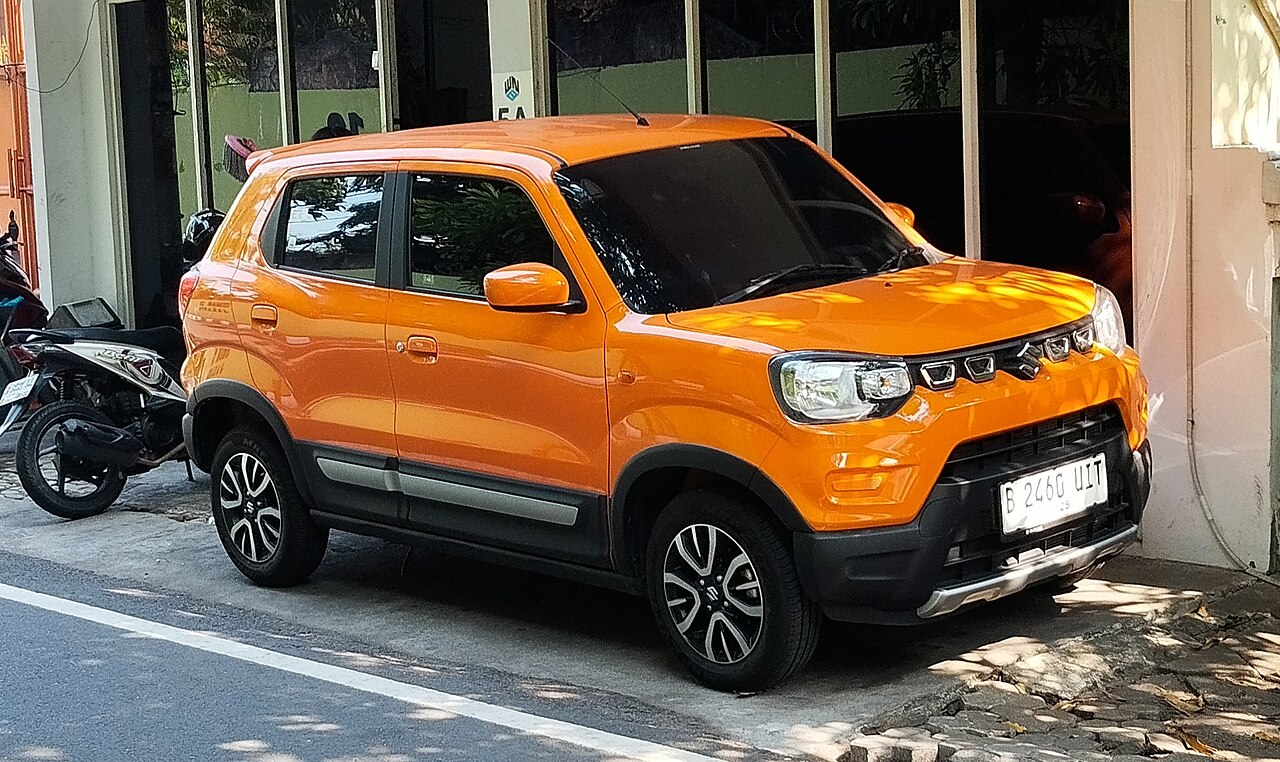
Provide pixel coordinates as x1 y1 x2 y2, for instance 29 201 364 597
960 682 1043 713
924 711 1017 739
848 735 896 762
947 751 1006 762
1081 724 1148 755
990 705 1079 734
882 727 933 740
888 739 942 762
1148 731 1190 753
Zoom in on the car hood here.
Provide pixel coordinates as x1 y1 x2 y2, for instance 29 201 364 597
664 258 1097 356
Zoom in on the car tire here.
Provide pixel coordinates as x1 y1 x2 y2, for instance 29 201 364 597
646 489 821 692
15 400 126 520
211 425 328 587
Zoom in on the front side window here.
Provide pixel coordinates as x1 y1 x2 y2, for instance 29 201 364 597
556 137 935 314
280 174 383 282
408 174 557 296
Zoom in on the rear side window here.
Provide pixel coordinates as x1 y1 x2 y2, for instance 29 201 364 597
407 174 556 296
279 175 384 282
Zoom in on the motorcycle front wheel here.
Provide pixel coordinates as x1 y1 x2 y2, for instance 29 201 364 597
16 400 126 520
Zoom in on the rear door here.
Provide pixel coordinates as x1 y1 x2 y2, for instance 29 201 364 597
384 163 612 567
232 164 401 524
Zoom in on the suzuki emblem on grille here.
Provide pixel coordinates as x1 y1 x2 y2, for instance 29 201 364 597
964 354 996 382
1008 342 1044 380
921 361 957 390
1044 336 1071 362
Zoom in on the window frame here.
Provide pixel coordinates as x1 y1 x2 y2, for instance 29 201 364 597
388 165 587 308
266 166 397 288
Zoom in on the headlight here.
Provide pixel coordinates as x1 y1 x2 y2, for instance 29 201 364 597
1090 285 1126 354
771 356 913 423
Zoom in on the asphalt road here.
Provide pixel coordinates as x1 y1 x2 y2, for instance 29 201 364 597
0 552 769 762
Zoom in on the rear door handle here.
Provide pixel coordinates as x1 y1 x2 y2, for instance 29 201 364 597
250 304 278 328
406 335 438 361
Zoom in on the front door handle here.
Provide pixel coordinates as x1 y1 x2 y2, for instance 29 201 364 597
250 304 278 328
406 335 438 361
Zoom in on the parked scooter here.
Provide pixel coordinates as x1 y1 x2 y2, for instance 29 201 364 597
0 208 222 519
2 322 187 518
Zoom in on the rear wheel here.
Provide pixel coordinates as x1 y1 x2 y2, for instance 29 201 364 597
211 426 328 587
15 401 126 520
646 489 821 692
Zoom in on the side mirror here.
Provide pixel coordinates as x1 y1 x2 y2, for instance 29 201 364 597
884 202 916 228
483 262 579 313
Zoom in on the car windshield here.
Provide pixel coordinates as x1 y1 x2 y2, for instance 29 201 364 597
555 137 934 314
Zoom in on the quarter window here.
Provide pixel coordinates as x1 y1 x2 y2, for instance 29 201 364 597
408 174 557 296
280 175 384 282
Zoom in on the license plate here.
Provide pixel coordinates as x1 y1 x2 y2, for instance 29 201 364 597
0 374 35 406
999 453 1108 535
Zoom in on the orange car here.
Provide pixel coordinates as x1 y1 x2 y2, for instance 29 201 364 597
179 115 1150 691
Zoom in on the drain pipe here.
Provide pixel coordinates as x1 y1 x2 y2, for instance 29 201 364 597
1183 0 1280 586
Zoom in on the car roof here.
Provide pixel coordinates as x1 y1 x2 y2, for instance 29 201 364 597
248 114 790 174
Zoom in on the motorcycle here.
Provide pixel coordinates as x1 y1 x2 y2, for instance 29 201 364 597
0 208 222 519
1 322 187 518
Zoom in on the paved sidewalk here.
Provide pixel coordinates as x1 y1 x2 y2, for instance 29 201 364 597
846 578 1280 761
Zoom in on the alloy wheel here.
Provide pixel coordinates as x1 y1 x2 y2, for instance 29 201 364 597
219 452 282 564
662 523 764 665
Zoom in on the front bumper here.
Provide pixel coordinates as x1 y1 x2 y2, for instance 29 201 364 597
793 405 1151 624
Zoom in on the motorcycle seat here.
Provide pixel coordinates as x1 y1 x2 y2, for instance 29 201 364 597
46 326 186 368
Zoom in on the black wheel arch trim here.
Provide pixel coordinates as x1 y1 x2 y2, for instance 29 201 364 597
185 380 315 505
611 444 810 575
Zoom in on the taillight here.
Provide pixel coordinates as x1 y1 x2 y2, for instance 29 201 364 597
178 265 200 317
9 343 38 369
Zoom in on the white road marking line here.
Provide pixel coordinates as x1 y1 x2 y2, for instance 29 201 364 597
0 582 724 762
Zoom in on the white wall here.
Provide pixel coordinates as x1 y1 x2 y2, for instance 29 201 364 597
22 0 126 318
1133 0 1276 570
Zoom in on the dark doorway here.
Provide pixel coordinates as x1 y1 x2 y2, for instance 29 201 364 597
394 0 492 129
114 0 184 328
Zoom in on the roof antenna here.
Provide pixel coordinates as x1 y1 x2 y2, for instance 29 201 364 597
546 37 649 127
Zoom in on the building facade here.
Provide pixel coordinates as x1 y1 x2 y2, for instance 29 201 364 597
14 0 1280 572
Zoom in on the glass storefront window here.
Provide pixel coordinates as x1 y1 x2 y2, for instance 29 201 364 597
199 0 283 211
976 0 1132 327
288 0 383 141
826 0 965 256
395 0 492 128
702 0 814 121
166 0 200 220
548 0 687 116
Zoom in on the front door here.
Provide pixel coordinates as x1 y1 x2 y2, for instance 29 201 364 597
385 164 610 566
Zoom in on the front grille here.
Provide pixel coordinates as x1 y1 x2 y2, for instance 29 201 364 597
941 404 1125 480
934 404 1134 586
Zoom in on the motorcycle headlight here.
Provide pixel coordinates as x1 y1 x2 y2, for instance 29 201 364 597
771 356 913 423
1090 285 1127 354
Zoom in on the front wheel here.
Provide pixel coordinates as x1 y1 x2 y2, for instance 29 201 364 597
15 400 126 520
211 426 328 587
646 489 821 692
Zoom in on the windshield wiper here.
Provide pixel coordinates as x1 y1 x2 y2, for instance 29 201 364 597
876 245 928 275
715 263 869 306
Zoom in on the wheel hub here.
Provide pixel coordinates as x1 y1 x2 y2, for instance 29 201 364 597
662 523 763 665
218 452 282 564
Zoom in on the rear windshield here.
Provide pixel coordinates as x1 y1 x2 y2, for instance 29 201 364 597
555 137 928 314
